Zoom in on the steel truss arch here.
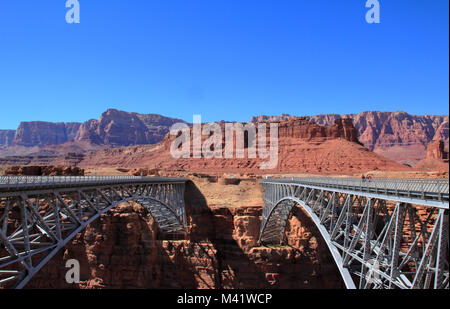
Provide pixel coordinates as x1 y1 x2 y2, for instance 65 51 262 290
0 177 188 289
259 179 449 289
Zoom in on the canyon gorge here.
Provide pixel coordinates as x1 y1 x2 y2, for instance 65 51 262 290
25 179 345 289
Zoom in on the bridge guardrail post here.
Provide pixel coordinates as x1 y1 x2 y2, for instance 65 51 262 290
421 181 424 200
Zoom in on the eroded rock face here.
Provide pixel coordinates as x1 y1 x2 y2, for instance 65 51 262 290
4 109 188 149
3 110 448 168
162 117 359 151
0 153 86 167
84 117 407 174
434 121 450 144
311 112 449 153
4 165 84 176
13 122 81 147
28 203 161 289
278 117 359 143
252 111 449 165
0 130 15 147
426 140 449 161
130 168 160 176
26 201 344 289
415 139 450 171
79 119 409 174
76 109 162 146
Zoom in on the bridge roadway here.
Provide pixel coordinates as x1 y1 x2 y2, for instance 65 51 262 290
259 177 449 289
0 176 189 289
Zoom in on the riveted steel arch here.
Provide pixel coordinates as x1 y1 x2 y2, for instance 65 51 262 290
265 196 356 288
0 176 189 289
259 177 449 289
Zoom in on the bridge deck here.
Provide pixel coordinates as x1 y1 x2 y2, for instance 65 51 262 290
260 177 449 208
0 176 189 193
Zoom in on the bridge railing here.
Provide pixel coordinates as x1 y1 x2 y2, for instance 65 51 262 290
260 177 449 203
0 176 188 188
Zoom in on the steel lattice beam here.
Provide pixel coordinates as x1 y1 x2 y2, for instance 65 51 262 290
259 178 449 289
0 176 188 289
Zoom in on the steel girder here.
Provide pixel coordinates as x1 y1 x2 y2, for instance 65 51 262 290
0 177 188 289
259 179 449 289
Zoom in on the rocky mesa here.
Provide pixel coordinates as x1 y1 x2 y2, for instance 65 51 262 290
252 111 449 165
77 117 410 174
1 110 448 168
0 109 188 149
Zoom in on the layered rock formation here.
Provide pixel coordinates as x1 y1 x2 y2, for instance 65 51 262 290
252 111 449 165
415 140 449 171
0 152 85 166
1 109 187 149
77 118 409 174
426 140 449 161
0 130 15 147
2 110 447 167
4 165 84 176
1 115 410 174
75 109 186 146
12 122 81 147
278 117 359 143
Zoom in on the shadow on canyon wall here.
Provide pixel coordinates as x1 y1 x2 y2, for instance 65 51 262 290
155 180 270 288
158 180 345 289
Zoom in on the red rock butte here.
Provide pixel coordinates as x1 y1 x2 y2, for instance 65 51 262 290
76 117 410 175
1 110 448 169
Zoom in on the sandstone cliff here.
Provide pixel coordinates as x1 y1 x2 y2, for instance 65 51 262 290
426 140 449 161
278 117 359 143
75 109 186 146
2 110 448 167
0 130 15 147
2 109 187 149
414 140 449 171
77 118 409 174
252 111 449 165
4 165 84 176
12 122 81 147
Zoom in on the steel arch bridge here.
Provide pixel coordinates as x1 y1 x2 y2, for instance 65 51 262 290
0 176 188 289
259 177 449 289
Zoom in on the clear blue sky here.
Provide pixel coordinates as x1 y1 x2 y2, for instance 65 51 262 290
0 0 448 129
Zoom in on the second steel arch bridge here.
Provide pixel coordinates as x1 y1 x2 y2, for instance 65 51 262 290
259 177 449 289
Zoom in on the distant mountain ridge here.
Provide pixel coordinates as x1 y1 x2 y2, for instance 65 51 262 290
0 109 188 148
1 109 448 165
0 130 15 146
78 116 409 174
251 111 449 165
